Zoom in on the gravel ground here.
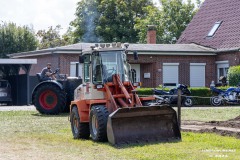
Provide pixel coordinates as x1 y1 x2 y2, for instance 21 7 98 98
0 105 36 111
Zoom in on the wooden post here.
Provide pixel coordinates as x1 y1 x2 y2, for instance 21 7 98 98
177 88 181 129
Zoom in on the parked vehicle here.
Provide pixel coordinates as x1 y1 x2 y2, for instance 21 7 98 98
153 84 193 107
32 69 82 114
0 79 12 105
210 86 240 106
70 43 181 145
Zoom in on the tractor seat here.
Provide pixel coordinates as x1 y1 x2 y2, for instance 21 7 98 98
36 73 42 82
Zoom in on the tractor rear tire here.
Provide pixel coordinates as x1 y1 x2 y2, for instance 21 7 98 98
89 105 109 142
70 107 90 139
33 83 66 114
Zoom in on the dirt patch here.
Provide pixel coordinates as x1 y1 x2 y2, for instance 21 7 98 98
182 115 240 139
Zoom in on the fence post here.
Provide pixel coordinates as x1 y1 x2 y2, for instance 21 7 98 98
177 88 181 129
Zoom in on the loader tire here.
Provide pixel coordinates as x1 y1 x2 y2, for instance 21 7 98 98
90 105 109 142
70 107 90 139
33 83 66 114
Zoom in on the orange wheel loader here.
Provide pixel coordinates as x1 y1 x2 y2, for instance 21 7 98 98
70 43 181 145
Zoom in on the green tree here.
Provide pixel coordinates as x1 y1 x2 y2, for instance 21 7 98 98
70 0 155 43
134 5 164 43
136 0 196 44
97 0 155 43
161 0 196 43
196 0 204 8
70 0 100 43
0 22 38 58
36 25 71 49
227 65 240 86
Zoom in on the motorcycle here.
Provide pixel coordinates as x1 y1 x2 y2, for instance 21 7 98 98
153 84 193 107
210 86 240 106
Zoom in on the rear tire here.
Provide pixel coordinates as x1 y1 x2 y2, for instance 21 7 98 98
89 105 109 142
70 107 90 139
182 97 193 107
210 96 222 106
33 83 66 114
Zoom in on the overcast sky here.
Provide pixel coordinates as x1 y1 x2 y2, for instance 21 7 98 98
0 0 165 34
0 0 79 34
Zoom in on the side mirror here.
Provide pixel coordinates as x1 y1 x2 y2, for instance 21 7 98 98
79 55 84 63
133 51 138 60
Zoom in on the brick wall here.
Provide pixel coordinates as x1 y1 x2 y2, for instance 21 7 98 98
59 54 79 76
25 52 217 88
216 51 240 66
128 54 216 87
26 54 59 76
25 54 79 76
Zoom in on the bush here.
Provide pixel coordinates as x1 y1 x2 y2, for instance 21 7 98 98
189 87 212 105
228 65 240 86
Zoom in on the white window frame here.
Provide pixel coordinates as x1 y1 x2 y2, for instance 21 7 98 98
216 61 229 82
207 21 222 37
70 62 82 77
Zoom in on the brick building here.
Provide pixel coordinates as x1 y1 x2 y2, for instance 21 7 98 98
9 42 215 88
9 0 240 88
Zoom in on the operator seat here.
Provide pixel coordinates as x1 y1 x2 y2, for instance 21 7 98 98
36 73 42 82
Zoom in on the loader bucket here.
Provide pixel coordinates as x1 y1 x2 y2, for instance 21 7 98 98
107 105 181 145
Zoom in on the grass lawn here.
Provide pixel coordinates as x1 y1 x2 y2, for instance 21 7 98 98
0 108 239 160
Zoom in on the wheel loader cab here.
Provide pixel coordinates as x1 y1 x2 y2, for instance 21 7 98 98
92 51 130 84
80 50 130 84
75 48 132 101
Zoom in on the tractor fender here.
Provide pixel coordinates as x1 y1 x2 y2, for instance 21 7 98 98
32 80 64 103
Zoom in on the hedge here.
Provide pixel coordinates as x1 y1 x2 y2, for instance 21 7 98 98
228 65 240 86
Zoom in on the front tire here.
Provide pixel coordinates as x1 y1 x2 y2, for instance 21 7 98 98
89 105 109 142
210 96 222 106
70 107 90 139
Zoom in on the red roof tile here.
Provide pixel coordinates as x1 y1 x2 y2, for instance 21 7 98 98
177 0 240 50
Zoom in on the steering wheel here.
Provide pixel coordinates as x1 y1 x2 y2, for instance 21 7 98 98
102 68 116 82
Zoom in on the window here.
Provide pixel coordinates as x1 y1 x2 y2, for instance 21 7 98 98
83 54 91 82
84 63 90 82
207 21 222 37
131 69 137 83
190 63 206 87
163 63 179 85
216 61 229 82
70 62 82 77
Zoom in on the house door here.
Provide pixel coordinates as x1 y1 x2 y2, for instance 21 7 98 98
130 64 140 82
163 63 179 86
190 63 206 87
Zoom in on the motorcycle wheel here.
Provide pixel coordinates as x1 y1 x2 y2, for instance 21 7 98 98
156 99 165 104
182 98 193 107
210 96 222 106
